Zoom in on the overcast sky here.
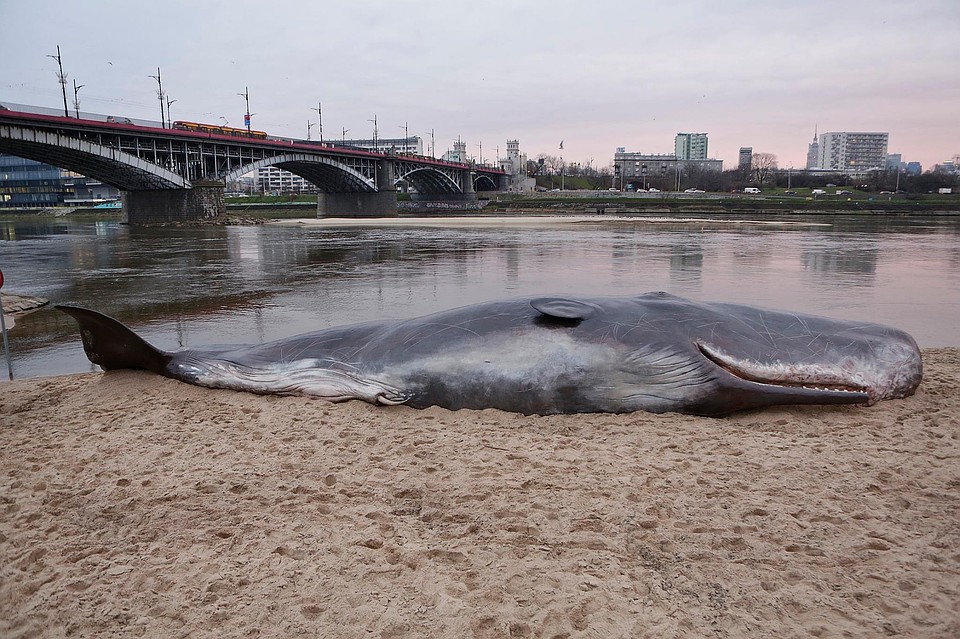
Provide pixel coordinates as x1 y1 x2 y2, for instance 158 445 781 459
1 0 957 170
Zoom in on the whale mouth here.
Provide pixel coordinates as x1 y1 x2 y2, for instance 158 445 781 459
696 341 872 402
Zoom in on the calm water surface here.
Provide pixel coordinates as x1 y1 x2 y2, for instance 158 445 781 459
1 213 959 380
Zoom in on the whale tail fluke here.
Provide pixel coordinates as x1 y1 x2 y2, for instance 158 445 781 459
56 305 172 374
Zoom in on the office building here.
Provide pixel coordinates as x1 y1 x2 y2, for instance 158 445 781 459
337 136 423 155
818 132 889 171
738 147 753 170
256 166 316 194
612 149 722 190
0 154 120 207
674 133 708 160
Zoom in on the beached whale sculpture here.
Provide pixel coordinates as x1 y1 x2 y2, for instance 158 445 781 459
57 293 922 416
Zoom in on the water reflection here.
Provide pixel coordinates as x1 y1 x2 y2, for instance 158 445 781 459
2 214 959 380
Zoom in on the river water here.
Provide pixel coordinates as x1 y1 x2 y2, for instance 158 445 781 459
1 213 958 380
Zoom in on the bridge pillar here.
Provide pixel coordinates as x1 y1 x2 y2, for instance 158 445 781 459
316 159 398 218
122 181 225 225
463 169 477 197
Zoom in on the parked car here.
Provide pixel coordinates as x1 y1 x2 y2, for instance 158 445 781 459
647 188 660 193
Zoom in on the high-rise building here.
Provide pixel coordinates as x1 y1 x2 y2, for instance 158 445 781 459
675 133 708 160
805 127 820 169
818 132 889 171
738 147 753 170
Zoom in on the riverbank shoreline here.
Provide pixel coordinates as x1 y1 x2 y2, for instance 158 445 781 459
1 347 957 637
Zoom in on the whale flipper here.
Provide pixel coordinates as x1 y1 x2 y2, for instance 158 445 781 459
56 305 171 374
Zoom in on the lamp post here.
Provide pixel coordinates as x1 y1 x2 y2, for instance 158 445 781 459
148 68 165 128
165 97 177 128
341 127 349 144
237 86 252 132
399 121 409 150
72 80 85 119
311 102 323 142
307 120 314 141
47 46 69 117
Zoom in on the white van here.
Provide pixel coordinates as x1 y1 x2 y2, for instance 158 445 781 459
743 187 761 194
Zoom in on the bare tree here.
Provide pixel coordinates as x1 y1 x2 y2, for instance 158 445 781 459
752 152 778 185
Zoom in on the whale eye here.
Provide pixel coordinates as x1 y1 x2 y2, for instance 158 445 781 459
530 297 598 320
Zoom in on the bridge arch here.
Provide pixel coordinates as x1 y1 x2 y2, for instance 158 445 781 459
222 154 377 192
0 124 189 190
474 174 499 191
394 165 463 194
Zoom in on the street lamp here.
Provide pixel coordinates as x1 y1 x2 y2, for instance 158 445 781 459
148 68 165 128
166 97 177 128
341 127 349 144
307 120 314 141
47 46 69 117
72 80 85 119
237 86 252 132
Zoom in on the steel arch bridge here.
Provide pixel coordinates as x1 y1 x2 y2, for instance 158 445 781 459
0 107 507 221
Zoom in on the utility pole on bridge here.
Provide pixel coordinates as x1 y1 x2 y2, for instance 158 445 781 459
72 80 85 119
312 102 323 142
149 68 165 128
47 46 69 118
238 86 252 132
368 114 378 152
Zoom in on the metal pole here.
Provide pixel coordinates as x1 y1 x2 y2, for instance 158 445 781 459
311 102 323 142
149 68 165 128
72 80 85 119
166 97 176 128
47 46 69 117
368 115 378 152
0 303 11 380
431 129 435 158
238 87 251 132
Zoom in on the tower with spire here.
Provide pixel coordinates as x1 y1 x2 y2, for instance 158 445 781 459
806 125 820 169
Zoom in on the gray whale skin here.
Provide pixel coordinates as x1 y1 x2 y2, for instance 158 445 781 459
57 292 922 417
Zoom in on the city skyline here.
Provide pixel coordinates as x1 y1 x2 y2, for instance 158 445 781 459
0 0 957 171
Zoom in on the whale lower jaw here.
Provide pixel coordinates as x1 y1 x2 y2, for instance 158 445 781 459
171 358 410 405
696 341 874 403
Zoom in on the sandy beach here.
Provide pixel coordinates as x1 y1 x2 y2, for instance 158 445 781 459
2 349 958 638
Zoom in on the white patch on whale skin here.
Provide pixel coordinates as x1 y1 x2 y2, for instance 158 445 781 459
173 358 409 405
